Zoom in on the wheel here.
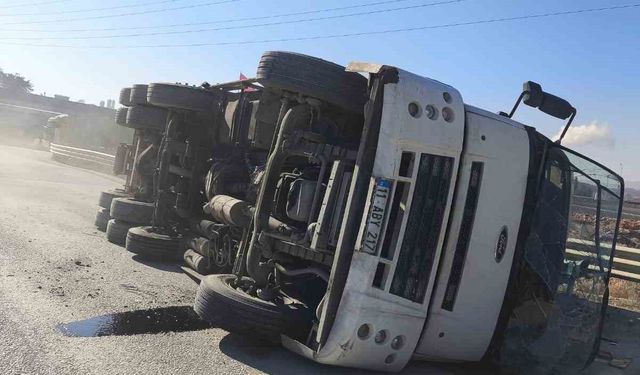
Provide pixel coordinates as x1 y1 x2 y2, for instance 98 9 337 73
147 83 221 112
256 51 368 113
126 105 168 131
106 219 135 246
126 226 182 261
119 87 133 107
98 189 129 209
110 198 154 225
115 107 128 126
130 84 149 105
94 207 110 232
194 275 312 343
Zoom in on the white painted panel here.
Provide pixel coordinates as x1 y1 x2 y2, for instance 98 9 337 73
374 69 464 178
415 107 530 361
316 68 465 370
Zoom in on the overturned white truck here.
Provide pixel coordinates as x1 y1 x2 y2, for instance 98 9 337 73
103 52 623 373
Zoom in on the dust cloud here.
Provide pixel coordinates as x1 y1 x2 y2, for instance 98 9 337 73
554 121 615 148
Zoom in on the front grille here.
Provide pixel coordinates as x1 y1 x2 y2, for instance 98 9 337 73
390 153 454 303
442 161 484 311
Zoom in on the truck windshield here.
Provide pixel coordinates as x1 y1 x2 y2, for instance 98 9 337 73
499 143 623 373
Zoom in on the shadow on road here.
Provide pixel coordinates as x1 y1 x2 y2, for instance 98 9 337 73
218 333 493 375
131 254 183 274
214 306 640 374
587 304 640 373
218 334 373 374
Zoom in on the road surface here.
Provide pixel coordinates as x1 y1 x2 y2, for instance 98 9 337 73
0 145 457 375
0 144 635 374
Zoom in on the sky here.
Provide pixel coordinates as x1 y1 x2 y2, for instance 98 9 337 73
0 0 638 181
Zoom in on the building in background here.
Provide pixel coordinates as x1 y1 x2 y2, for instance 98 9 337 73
0 88 131 153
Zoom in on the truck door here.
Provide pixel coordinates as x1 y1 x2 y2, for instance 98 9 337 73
496 144 624 373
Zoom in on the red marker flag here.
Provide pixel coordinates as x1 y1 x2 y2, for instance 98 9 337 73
239 73 256 91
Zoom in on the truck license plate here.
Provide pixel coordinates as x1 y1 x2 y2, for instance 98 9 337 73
361 179 392 254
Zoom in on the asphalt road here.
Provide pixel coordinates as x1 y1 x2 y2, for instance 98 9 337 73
0 145 459 375
0 144 636 375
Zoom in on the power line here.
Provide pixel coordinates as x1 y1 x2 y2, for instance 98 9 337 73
0 0 182 17
1 3 638 48
3 0 239 25
0 0 415 32
0 0 466 40
0 0 71 9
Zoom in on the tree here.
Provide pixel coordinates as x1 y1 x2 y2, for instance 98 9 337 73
0 68 34 93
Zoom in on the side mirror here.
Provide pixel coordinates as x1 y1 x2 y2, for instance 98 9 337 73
523 81 575 120
504 81 577 144
523 81 543 108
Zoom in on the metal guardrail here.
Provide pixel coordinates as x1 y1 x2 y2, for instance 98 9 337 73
49 143 115 169
0 101 64 115
566 238 640 282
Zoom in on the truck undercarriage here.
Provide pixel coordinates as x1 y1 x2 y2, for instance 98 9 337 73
95 51 624 373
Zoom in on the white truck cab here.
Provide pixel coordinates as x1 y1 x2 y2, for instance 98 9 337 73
283 63 623 372
195 54 624 374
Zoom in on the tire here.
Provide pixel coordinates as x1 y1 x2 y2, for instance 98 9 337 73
194 275 312 342
119 87 133 107
256 51 368 113
126 226 182 261
130 84 149 105
147 83 220 112
115 107 128 126
110 198 154 225
94 207 110 232
98 189 128 209
106 219 135 246
126 105 168 131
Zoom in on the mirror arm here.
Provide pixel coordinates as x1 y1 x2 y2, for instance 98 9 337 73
555 109 577 144
507 91 528 118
